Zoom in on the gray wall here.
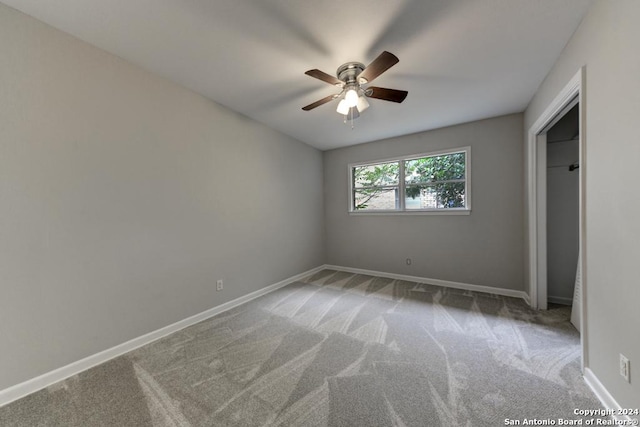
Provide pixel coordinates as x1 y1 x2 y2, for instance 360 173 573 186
525 0 640 407
324 114 524 291
0 4 324 391
547 140 579 304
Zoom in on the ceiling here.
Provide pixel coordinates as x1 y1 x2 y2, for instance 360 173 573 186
2 0 593 150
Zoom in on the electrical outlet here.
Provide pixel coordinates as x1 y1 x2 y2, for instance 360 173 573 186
620 354 630 382
216 279 223 291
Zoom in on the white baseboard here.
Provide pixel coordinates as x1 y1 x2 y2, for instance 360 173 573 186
324 264 530 302
0 265 324 408
584 368 636 423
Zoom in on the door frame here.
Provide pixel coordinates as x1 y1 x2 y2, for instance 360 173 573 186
526 67 587 370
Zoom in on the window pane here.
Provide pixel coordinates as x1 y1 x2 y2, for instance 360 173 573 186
404 152 465 185
405 182 466 209
354 188 398 210
353 162 399 188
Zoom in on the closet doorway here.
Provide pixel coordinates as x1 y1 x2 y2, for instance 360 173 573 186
546 104 579 310
526 68 586 369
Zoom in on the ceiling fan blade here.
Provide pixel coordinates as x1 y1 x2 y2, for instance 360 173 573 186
366 87 408 103
359 51 399 84
305 69 343 86
302 94 338 111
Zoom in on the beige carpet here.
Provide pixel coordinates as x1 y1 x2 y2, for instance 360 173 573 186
0 269 604 426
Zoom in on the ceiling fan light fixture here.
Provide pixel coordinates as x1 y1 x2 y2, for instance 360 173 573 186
356 95 370 112
336 99 350 115
345 87 359 108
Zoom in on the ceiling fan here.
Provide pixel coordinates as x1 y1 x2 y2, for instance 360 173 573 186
302 51 408 124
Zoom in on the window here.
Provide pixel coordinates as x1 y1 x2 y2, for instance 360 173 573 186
349 147 470 214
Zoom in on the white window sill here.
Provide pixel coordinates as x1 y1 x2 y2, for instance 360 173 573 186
348 209 471 216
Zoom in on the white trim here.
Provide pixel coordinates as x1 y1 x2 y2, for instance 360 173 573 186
349 210 471 216
527 69 582 310
0 265 324 408
584 368 636 424
348 146 471 167
577 66 588 372
325 264 529 301
399 159 407 210
527 66 587 372
536 132 548 310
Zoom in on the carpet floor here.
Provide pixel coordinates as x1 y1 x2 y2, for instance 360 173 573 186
0 269 603 426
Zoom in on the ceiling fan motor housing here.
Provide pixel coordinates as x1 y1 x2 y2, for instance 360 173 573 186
337 62 366 85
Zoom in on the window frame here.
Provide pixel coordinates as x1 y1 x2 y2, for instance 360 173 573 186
348 146 471 215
